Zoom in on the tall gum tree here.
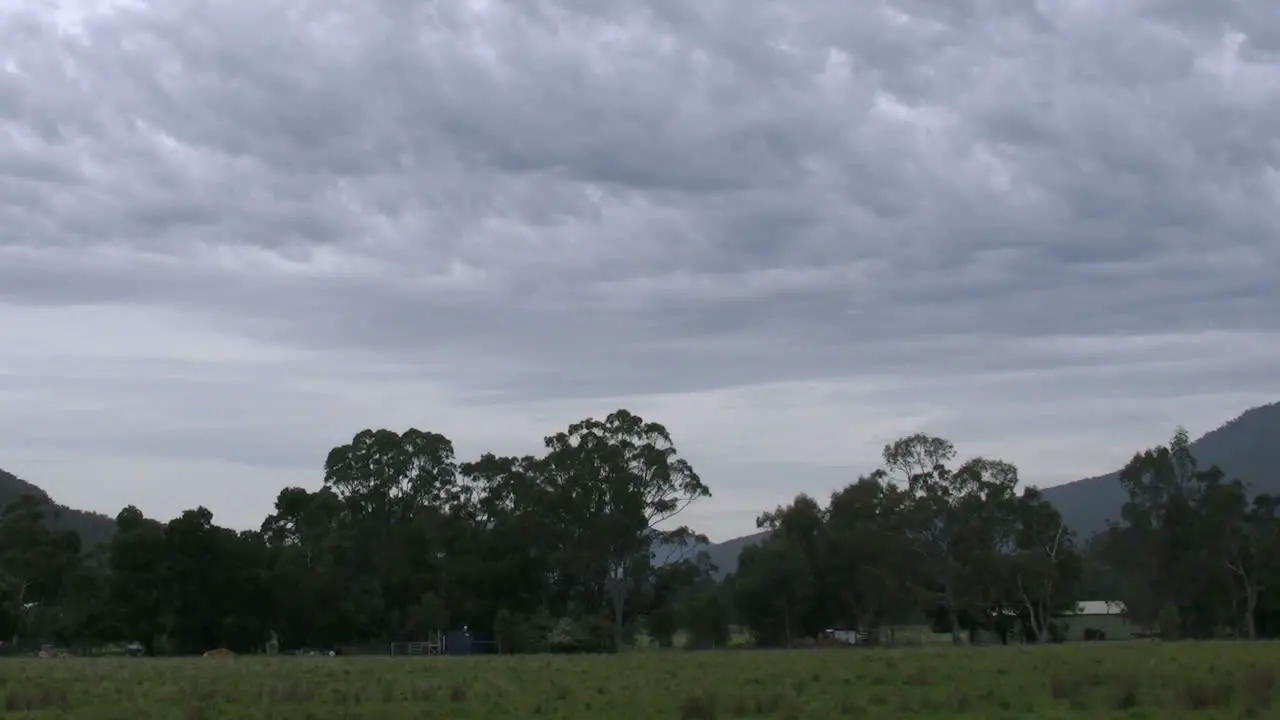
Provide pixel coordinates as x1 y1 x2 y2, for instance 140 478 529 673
732 535 813 647
822 477 914 641
541 409 710 651
874 434 1019 644
106 506 167 654
1109 428 1229 634
323 428 463 638
0 495 81 645
1008 487 1081 643
756 494 836 638
1196 475 1279 639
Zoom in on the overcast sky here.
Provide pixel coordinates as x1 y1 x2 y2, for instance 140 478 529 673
2 0 1277 541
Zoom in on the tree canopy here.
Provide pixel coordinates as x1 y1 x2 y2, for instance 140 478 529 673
2 416 1279 655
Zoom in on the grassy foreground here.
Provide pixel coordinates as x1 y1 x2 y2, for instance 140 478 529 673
2 642 1278 719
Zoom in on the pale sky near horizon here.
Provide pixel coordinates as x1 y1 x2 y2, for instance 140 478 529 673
2 0 1278 542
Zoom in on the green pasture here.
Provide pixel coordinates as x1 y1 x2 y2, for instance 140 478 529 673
2 642 1277 719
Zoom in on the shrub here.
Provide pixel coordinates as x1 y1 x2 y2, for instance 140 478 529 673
1159 604 1182 641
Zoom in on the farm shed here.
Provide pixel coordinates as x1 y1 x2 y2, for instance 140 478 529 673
1055 600 1139 641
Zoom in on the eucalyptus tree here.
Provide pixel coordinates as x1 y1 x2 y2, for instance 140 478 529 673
822 476 915 640
540 410 711 650
874 434 1020 643
1008 487 1081 642
323 428 464 638
0 495 82 645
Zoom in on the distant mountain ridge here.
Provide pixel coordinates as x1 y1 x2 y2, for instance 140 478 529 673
1043 400 1280 537
696 400 1280 577
0 468 117 549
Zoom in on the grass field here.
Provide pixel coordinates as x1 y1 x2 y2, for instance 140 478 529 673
3 642 1277 719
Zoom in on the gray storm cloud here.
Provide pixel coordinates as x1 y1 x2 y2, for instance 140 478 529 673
1 0 1278 532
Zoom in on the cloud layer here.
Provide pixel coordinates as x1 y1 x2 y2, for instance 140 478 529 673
2 0 1278 537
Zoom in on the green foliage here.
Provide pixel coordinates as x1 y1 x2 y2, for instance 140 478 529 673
682 590 730 649
732 535 816 646
0 495 85 646
1097 428 1280 641
646 603 678 648
3 407 1280 660
1159 603 1183 641
548 616 616 654
730 438 1087 648
493 608 554 654
0 410 719 654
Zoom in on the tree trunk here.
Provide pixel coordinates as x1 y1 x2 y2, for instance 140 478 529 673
855 597 879 646
1017 575 1051 644
1034 603 1051 644
612 602 624 652
12 580 28 646
609 575 625 653
940 580 963 644
1244 583 1258 641
1022 598 1043 643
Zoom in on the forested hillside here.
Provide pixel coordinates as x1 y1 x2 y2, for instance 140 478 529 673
0 468 116 549
1040 401 1280 537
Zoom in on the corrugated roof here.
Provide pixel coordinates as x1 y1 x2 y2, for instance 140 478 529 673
1067 600 1127 616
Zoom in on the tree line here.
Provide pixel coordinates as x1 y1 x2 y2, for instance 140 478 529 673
731 428 1280 645
2 411 1278 655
